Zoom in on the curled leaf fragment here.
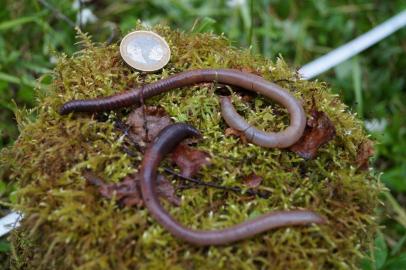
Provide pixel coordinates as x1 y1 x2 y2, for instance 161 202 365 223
356 140 374 170
243 173 263 188
225 127 248 144
289 110 336 159
126 106 173 147
83 171 180 207
171 144 211 178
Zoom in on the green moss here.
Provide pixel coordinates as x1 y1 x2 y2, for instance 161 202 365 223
0 25 382 269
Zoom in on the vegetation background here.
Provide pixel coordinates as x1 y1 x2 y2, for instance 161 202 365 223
0 0 405 269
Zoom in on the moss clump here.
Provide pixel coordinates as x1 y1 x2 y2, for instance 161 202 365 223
0 25 382 269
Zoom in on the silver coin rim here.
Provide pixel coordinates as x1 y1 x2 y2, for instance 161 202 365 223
120 30 171 72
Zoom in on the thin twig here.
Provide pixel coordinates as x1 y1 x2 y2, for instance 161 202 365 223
164 168 232 190
163 168 270 198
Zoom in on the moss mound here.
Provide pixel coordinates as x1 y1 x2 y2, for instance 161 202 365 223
1 25 382 269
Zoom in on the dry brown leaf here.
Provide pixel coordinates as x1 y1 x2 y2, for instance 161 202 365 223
225 127 248 144
126 106 173 146
244 173 263 188
240 67 261 76
289 110 336 159
156 175 181 206
83 171 180 207
83 172 144 207
171 144 211 178
356 140 374 170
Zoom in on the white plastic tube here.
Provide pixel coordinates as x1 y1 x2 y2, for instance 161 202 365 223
299 10 406 79
0 212 22 237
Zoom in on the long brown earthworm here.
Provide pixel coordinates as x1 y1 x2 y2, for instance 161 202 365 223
60 69 306 148
140 123 326 246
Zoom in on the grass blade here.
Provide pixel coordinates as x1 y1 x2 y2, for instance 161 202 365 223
352 57 363 118
0 12 46 31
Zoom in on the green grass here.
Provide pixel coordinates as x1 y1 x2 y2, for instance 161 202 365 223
0 0 405 269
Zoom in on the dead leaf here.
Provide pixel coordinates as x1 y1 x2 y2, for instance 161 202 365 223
156 175 181 206
244 173 263 188
225 127 248 144
289 110 336 159
126 106 173 147
87 172 143 207
83 171 180 207
356 140 374 170
240 67 261 76
171 144 211 178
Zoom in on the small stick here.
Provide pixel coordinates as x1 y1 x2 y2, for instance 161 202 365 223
163 168 270 199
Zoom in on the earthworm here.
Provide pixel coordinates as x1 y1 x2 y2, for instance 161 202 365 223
60 69 306 148
139 123 326 246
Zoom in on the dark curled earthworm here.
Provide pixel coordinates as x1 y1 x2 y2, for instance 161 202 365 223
139 123 326 246
60 69 306 148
